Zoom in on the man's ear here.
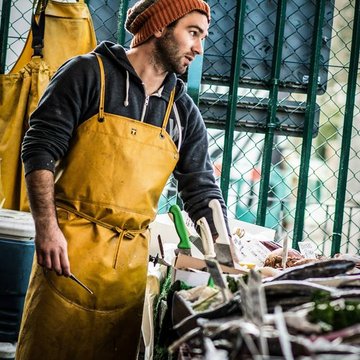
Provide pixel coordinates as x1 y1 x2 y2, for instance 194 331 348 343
154 28 165 38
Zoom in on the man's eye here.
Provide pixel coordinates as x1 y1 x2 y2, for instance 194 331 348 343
190 31 197 36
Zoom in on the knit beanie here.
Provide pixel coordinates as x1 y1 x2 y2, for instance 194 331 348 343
125 0 211 48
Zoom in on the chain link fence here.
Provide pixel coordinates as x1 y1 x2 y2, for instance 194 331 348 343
1 0 359 255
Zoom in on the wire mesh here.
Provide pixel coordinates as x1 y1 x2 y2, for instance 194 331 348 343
1 0 359 255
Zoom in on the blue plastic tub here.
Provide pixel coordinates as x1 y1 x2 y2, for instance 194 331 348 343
0 210 35 343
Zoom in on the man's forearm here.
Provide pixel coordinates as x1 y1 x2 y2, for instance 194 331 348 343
25 169 58 231
25 169 71 276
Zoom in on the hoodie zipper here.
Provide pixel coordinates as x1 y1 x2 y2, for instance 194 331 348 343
140 95 150 122
140 86 164 122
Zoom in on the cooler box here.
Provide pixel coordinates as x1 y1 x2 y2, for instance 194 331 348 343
0 209 35 342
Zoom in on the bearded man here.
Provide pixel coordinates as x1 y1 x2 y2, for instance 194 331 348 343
16 0 230 358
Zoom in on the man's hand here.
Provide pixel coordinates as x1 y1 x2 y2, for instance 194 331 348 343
25 169 71 277
35 225 71 277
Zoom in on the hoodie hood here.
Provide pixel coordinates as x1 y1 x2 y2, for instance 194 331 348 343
93 41 187 102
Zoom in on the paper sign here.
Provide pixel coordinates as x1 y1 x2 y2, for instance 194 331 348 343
298 241 317 259
232 234 271 266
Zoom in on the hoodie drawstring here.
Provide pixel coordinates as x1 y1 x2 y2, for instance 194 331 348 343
173 103 182 151
124 70 129 107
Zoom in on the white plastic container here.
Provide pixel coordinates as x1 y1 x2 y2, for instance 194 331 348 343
0 209 35 239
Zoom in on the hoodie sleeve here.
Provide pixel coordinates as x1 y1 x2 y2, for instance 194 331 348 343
21 54 100 175
173 95 230 237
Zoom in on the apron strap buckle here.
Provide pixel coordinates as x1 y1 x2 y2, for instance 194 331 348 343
32 43 44 57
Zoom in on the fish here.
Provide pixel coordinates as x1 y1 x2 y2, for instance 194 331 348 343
172 292 242 336
263 280 334 296
270 259 356 281
263 280 334 312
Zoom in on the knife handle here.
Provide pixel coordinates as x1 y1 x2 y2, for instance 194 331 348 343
169 204 191 250
197 217 216 258
209 199 230 245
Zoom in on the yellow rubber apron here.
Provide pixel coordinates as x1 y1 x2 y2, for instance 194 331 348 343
11 0 97 74
16 54 179 360
0 0 96 211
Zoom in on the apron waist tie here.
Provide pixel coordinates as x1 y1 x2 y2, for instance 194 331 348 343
56 202 148 269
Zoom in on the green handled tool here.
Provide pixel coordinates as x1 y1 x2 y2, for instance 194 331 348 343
169 204 192 256
168 206 205 254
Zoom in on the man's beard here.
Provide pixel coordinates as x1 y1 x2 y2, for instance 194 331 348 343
154 29 186 74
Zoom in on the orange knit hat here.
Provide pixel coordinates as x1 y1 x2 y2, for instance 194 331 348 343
125 0 211 48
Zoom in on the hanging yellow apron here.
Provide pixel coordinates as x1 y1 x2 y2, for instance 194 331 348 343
0 0 96 211
16 54 179 360
11 0 97 74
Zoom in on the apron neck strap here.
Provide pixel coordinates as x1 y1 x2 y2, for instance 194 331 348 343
31 0 48 57
94 52 175 128
94 53 105 122
161 88 175 134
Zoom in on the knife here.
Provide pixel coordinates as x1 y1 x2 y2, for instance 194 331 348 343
69 273 94 295
149 254 171 267
209 199 234 268
197 217 231 302
197 217 216 259
169 204 192 256
168 208 205 254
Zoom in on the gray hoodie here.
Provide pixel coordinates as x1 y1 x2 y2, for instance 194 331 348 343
22 41 228 235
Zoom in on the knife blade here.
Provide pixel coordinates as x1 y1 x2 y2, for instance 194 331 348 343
185 226 205 254
149 254 171 267
209 199 234 268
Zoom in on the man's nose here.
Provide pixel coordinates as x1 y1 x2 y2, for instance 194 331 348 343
193 38 204 55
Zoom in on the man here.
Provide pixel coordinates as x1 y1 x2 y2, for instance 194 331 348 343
16 0 229 358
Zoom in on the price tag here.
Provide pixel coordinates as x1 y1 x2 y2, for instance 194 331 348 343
298 241 316 259
232 234 270 266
